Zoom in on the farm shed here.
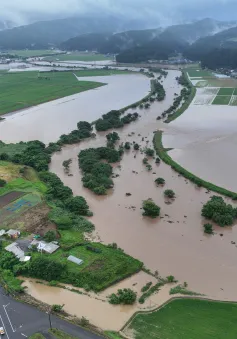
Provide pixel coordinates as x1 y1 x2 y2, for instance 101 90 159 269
6 229 20 239
5 242 25 259
67 255 83 265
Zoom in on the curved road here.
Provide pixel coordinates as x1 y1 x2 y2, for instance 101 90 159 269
0 288 103 339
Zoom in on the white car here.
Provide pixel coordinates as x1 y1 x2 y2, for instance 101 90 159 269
0 327 5 335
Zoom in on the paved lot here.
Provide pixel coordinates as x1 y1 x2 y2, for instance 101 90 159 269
0 288 103 339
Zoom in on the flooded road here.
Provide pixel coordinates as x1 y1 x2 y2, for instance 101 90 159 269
50 70 237 302
0 73 150 143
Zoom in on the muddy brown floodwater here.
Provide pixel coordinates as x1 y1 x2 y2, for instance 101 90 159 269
22 271 169 331
50 70 237 302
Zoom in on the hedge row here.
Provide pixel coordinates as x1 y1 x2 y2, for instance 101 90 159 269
153 131 237 199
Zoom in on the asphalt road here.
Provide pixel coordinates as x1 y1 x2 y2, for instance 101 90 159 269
0 288 104 339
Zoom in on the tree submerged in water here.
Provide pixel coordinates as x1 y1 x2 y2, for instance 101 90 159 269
142 199 160 218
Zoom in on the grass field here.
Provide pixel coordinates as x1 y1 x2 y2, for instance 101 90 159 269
0 178 47 196
212 95 231 105
31 240 142 291
217 88 234 95
44 53 112 62
0 71 103 116
126 299 237 339
8 50 59 58
105 331 124 339
187 69 213 78
59 230 84 248
0 161 23 182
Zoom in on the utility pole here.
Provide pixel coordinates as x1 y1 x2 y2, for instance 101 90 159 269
47 309 52 330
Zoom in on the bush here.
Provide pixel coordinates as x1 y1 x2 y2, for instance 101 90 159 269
29 257 66 281
204 223 213 234
164 189 175 198
0 153 9 160
202 196 237 227
155 157 161 164
133 143 139 150
124 142 131 150
145 148 154 157
44 230 57 242
109 288 137 305
155 177 165 185
166 275 177 283
141 282 152 292
65 196 90 216
143 157 148 165
0 179 6 187
52 304 64 312
142 199 160 218
80 316 90 327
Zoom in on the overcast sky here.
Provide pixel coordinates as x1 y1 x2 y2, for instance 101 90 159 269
1 0 237 25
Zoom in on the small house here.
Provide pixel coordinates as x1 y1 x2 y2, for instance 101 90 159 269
67 255 83 266
6 229 20 239
29 240 59 254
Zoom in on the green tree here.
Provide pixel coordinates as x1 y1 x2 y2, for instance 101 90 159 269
142 199 160 218
164 189 175 199
29 257 66 281
0 179 6 187
0 153 9 161
124 142 130 150
109 288 137 305
201 196 237 227
155 178 165 185
145 148 154 157
44 230 57 242
204 223 213 234
133 143 139 150
65 196 90 216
